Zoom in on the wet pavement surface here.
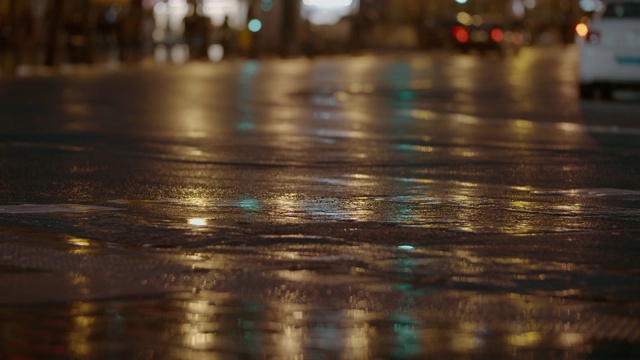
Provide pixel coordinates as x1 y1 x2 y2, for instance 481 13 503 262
1 46 639 359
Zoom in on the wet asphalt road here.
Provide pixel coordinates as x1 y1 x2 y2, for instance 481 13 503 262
1 46 640 359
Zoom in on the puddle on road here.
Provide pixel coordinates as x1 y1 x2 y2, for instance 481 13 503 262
1 167 639 357
1 193 639 358
101 178 640 237
1 260 638 359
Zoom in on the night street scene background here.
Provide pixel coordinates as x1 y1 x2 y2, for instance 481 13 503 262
1 0 640 359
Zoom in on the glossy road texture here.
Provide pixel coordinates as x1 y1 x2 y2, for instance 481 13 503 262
1 47 640 359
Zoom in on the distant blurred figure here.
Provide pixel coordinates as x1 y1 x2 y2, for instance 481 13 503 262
0 16 5 47
218 16 235 59
184 10 211 59
118 3 144 63
1 4 35 71
348 12 363 54
348 9 374 54
65 12 92 64
238 2 258 59
558 11 576 46
301 19 315 59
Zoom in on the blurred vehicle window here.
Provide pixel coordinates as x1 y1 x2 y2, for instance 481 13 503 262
603 3 640 18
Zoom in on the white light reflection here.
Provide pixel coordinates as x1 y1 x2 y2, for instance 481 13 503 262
188 218 208 226
275 306 305 357
556 122 585 133
179 299 220 352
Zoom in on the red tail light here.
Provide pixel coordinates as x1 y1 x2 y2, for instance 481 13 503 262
490 28 504 42
452 26 469 43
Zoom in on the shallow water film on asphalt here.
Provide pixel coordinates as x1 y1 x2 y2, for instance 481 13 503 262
1 47 640 359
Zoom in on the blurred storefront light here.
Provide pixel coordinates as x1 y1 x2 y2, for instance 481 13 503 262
512 0 526 18
248 18 262 32
303 0 353 7
457 12 472 25
152 0 248 41
579 0 603 12
208 43 224 61
261 0 273 12
201 0 247 27
301 0 359 25
153 0 189 36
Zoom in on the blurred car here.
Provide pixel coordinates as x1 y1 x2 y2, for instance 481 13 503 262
577 0 640 99
449 14 523 56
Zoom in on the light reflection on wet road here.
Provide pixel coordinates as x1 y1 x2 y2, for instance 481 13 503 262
1 47 640 359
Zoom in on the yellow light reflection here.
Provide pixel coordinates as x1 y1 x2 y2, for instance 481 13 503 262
508 49 538 111
514 119 534 129
452 148 478 158
334 91 350 102
66 237 100 255
409 79 432 88
178 298 223 352
410 57 432 70
348 83 375 93
67 238 92 247
278 325 304 357
507 331 542 347
344 198 375 222
63 103 92 116
69 302 97 358
411 109 438 122
184 333 215 351
557 333 584 347
350 173 372 179
273 194 300 223
344 324 371 359
407 145 434 153
452 113 481 125
511 185 533 192
450 331 479 353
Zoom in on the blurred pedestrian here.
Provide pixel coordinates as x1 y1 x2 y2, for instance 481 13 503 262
184 10 210 59
301 19 315 59
218 16 235 58
0 14 8 71
65 12 91 64
118 5 145 63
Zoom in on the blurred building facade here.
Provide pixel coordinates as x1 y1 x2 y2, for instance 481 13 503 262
0 0 592 73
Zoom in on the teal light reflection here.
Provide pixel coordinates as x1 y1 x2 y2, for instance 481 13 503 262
391 314 422 358
237 198 261 211
397 90 415 101
236 61 259 131
237 120 256 131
